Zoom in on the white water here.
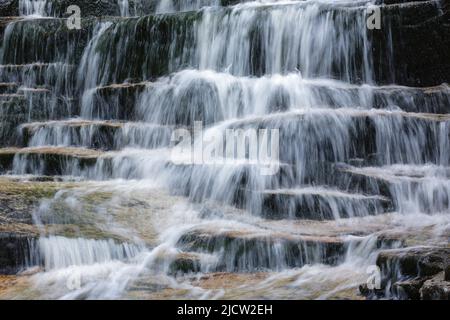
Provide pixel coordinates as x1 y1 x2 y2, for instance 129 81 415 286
18 0 49 17
38 236 144 270
0 0 449 300
156 0 220 13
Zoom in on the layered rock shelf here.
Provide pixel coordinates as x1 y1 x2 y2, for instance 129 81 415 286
0 0 448 300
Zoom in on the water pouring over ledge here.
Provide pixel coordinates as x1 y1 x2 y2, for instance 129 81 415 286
0 0 449 300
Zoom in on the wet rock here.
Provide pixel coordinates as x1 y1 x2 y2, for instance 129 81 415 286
371 1 450 86
377 247 449 279
0 232 37 275
177 229 347 272
0 147 105 175
0 177 57 224
0 0 18 17
0 83 17 94
393 277 429 300
358 283 385 299
90 11 200 83
2 1 448 87
361 247 450 299
258 189 392 220
19 120 124 150
1 17 96 65
0 0 148 18
372 85 450 114
91 82 147 120
168 254 202 275
420 272 450 300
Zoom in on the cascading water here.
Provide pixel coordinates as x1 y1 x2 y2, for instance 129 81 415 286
0 0 449 300
18 0 50 17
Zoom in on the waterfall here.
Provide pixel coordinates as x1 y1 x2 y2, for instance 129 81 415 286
37 236 144 270
72 1 379 88
118 0 130 17
19 0 50 17
0 0 449 300
156 0 221 13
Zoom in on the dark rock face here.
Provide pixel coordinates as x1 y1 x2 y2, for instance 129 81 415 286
393 278 427 300
0 149 103 176
0 233 38 275
377 247 449 278
420 272 450 300
360 247 450 300
1 2 448 87
0 0 155 18
371 1 450 86
91 83 146 120
168 255 202 275
177 231 347 272
259 191 392 220
0 0 18 17
0 18 94 65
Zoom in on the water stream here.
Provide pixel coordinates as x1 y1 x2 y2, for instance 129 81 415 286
0 0 448 299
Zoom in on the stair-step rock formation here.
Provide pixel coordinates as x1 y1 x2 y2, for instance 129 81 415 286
0 0 448 300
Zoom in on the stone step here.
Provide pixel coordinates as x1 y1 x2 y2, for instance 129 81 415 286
18 119 123 150
83 72 450 123
84 82 148 120
0 63 75 97
0 176 64 227
1 0 146 17
96 1 448 85
164 161 296 205
254 187 393 220
310 83 450 114
0 146 106 175
2 0 430 19
0 232 36 275
176 227 348 272
0 176 183 245
0 93 78 148
0 233 145 275
0 17 96 66
175 224 400 272
0 0 267 18
0 83 18 94
17 119 175 150
222 109 450 170
0 87 77 119
336 164 450 214
150 251 218 275
132 158 394 220
0 176 164 275
110 154 444 217
360 246 450 300
2 1 446 86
